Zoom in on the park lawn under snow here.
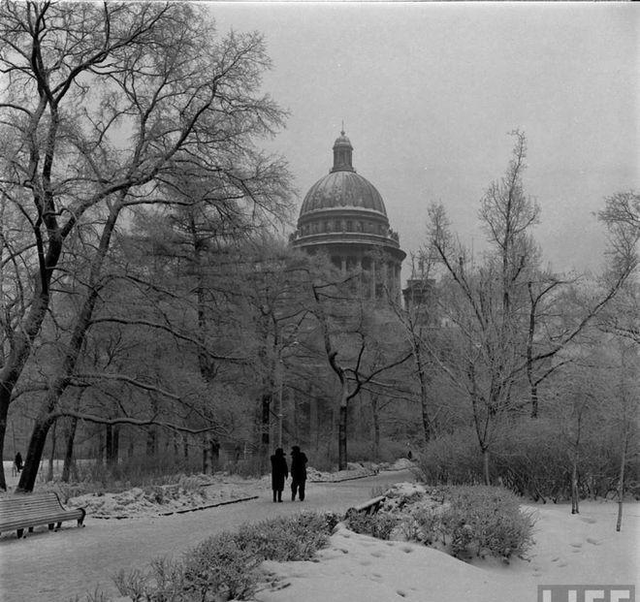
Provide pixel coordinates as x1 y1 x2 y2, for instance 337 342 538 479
74 475 637 602
1 460 388 520
2 461 637 601
255 500 639 602
61 462 387 519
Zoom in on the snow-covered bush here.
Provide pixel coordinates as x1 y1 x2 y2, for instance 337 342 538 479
110 512 339 601
413 486 535 560
345 511 401 540
345 484 535 562
235 511 339 562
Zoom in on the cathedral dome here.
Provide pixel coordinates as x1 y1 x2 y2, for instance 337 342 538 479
299 170 388 217
298 130 388 220
291 131 404 276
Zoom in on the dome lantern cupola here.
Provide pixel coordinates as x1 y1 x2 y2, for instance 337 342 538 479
290 131 405 302
331 130 354 173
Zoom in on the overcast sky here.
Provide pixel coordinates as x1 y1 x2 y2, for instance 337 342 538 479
210 2 638 276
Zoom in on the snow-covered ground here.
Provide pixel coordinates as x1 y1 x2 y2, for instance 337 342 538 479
256 500 639 602
1 461 637 602
1 459 407 516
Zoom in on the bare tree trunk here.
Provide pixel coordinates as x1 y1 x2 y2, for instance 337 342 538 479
261 392 271 472
202 441 210 475
105 424 113 467
371 397 381 459
0 398 9 491
146 427 157 458
62 417 78 483
47 420 58 482
616 431 629 532
18 205 122 493
18 415 56 492
309 395 318 457
412 342 432 444
571 454 580 514
200 434 219 475
338 379 349 470
527 282 539 419
529 381 539 419
106 425 119 469
482 448 491 486
113 427 119 468
338 404 348 470
0 297 56 491
210 436 220 472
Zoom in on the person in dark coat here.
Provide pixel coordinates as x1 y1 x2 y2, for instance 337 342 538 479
290 445 308 501
14 452 23 473
270 447 288 502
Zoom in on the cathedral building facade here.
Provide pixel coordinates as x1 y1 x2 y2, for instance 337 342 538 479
290 131 406 300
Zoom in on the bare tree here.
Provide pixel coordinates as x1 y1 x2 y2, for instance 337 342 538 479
423 133 638 484
308 267 411 470
389 253 440 444
597 191 639 529
597 191 640 344
425 132 543 483
0 1 291 491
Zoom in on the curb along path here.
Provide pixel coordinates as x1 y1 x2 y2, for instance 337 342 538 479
90 495 261 520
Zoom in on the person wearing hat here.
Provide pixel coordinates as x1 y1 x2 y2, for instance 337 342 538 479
270 447 288 503
290 445 308 501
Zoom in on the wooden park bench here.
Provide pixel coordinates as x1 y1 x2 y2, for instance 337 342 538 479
345 495 386 518
0 492 86 539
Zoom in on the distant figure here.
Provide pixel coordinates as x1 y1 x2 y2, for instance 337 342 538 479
407 449 413 461
14 452 23 473
290 445 308 501
270 447 288 503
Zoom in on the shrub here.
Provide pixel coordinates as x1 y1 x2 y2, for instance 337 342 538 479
235 511 339 562
431 486 534 560
182 532 262 600
408 505 441 546
345 511 401 540
416 429 485 486
108 512 337 601
416 420 640 503
346 485 534 562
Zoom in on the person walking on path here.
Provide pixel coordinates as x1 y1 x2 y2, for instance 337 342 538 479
270 447 288 503
14 452 23 473
290 445 308 501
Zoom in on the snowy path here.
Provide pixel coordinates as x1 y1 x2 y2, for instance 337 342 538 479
0 470 413 602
